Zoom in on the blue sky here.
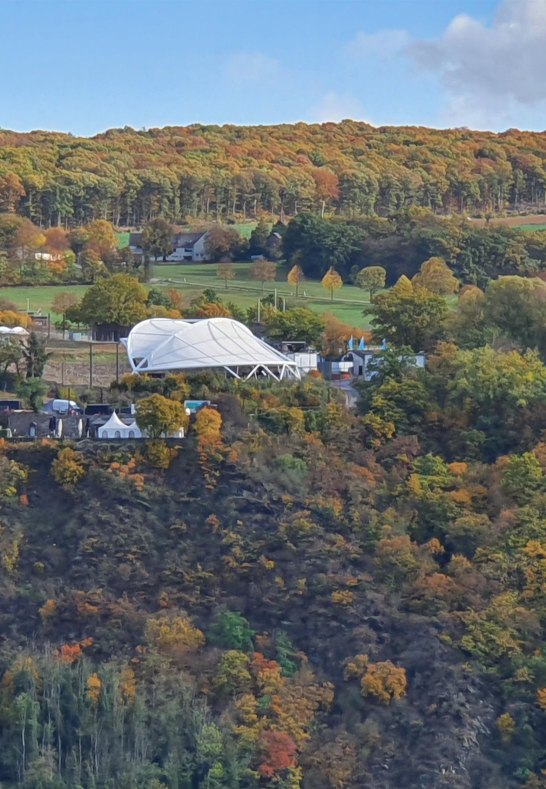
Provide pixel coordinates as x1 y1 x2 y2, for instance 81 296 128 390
1 0 545 135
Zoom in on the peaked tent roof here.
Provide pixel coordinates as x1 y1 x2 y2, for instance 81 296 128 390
124 318 300 380
100 411 131 431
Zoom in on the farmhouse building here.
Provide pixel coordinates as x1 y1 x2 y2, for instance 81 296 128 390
129 231 210 263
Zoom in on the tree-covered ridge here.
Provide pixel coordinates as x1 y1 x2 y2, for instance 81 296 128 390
1 121 546 225
3 362 546 786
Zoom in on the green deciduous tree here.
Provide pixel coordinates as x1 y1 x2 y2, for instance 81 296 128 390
249 219 270 256
70 274 148 328
22 332 51 379
140 218 174 260
355 266 386 302
484 276 546 353
265 307 324 347
369 276 448 351
16 377 46 412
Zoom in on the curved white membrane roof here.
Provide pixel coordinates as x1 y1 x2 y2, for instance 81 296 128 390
124 318 300 381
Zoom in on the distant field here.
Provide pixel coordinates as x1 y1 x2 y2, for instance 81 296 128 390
152 261 372 327
0 262 372 327
0 285 89 315
519 223 546 232
470 213 546 230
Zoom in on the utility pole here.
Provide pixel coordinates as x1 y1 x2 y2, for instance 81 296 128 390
89 343 93 389
115 342 119 384
257 299 261 323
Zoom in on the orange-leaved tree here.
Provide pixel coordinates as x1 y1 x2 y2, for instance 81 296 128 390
217 261 236 290
251 260 277 296
344 654 407 704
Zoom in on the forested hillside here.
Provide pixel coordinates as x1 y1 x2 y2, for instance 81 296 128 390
2 364 546 788
1 122 546 226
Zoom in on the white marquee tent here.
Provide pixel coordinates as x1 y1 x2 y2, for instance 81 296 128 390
98 412 143 440
123 318 300 381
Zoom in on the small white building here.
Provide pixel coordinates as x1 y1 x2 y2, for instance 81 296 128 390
342 350 426 381
285 351 318 374
129 231 210 263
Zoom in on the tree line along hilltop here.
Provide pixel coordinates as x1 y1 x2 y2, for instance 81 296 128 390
0 122 546 226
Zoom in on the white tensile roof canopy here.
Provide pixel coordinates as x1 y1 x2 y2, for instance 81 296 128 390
124 318 300 381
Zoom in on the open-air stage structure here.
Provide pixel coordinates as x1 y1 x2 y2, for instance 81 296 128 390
123 318 300 381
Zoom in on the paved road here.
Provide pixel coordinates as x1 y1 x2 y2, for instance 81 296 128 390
330 379 360 410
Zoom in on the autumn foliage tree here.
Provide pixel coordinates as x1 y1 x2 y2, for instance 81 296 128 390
217 261 236 290
51 292 79 337
412 256 459 295
195 406 223 487
51 448 86 490
251 259 277 295
321 266 343 301
258 730 297 778
344 654 407 704
287 262 305 297
136 394 189 438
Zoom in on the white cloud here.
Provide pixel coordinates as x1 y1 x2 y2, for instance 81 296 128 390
347 29 410 59
223 52 281 89
311 91 367 123
409 0 546 128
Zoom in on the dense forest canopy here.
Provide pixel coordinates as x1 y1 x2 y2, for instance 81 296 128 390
0 122 546 226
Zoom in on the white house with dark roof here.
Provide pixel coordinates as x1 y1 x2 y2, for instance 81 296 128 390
129 231 210 263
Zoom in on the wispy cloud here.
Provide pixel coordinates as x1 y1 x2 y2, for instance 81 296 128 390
310 91 367 123
345 0 546 129
223 51 282 89
409 0 546 128
347 29 410 60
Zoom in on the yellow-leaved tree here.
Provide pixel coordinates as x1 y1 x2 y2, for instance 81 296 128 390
344 654 407 704
51 448 85 490
287 263 305 297
136 394 189 438
412 257 459 295
321 267 343 301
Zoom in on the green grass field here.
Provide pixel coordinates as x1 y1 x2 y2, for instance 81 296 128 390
0 261 372 328
0 285 90 316
152 261 372 327
519 224 546 232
